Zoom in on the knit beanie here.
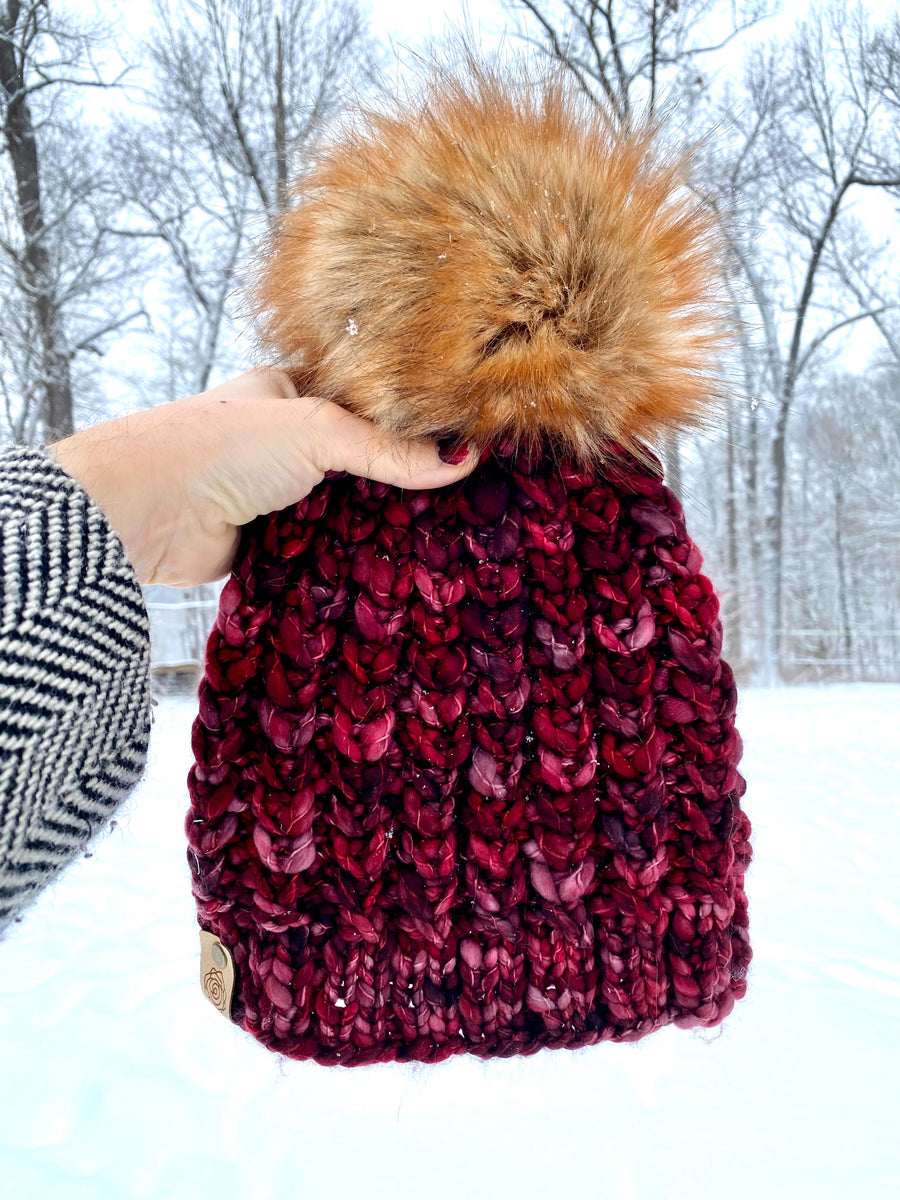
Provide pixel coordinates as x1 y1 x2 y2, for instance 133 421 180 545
186 64 752 1068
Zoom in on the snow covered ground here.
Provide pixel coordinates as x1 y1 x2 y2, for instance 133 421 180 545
1 684 898 1200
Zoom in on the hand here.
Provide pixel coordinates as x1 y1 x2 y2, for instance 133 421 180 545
47 368 477 588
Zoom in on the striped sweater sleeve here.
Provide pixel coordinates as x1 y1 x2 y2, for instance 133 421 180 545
0 445 152 941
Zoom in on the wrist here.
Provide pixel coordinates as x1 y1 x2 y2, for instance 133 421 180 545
48 411 182 586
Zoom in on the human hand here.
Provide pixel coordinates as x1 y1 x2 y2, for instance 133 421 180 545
47 368 477 588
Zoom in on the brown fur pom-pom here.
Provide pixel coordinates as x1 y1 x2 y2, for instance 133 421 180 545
251 63 728 467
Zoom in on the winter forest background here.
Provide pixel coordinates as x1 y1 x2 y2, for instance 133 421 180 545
1 0 898 689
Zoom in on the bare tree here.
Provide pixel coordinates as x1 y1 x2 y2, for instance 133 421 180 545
510 0 772 128
0 0 142 445
784 367 900 681
110 0 380 400
718 2 900 680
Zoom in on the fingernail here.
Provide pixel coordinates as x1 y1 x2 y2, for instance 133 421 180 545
437 436 472 465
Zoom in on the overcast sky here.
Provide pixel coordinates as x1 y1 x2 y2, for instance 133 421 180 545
68 0 825 104
70 0 513 50
368 0 509 42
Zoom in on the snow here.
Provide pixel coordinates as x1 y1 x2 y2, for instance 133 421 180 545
1 684 898 1199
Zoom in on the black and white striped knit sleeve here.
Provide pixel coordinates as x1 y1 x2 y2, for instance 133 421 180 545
0 445 152 941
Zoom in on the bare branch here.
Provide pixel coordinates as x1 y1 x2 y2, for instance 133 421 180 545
71 310 148 356
795 306 894 378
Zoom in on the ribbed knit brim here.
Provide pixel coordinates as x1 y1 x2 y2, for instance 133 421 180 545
186 445 752 1067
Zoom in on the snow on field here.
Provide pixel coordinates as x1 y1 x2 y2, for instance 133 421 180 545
1 684 898 1200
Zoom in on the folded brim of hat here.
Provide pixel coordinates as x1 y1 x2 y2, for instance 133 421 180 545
186 447 752 1068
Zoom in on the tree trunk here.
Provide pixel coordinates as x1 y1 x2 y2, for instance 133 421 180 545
274 16 287 211
834 478 853 675
746 403 767 684
193 226 245 394
663 431 682 499
0 1 74 444
724 398 742 667
764 389 792 683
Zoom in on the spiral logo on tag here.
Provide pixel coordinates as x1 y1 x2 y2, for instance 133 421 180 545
203 966 228 1011
199 930 235 1019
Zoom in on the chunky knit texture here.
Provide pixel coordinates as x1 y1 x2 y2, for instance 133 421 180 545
187 443 751 1067
0 445 151 940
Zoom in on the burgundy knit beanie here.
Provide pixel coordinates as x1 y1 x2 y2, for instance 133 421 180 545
186 64 752 1068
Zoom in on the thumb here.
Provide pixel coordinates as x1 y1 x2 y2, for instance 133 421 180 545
323 405 479 489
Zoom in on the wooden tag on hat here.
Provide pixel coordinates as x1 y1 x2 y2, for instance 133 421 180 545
199 929 235 1019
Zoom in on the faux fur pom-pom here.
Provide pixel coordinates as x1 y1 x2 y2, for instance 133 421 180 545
251 62 728 468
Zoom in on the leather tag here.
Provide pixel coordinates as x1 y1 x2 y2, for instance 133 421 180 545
199 930 235 1018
